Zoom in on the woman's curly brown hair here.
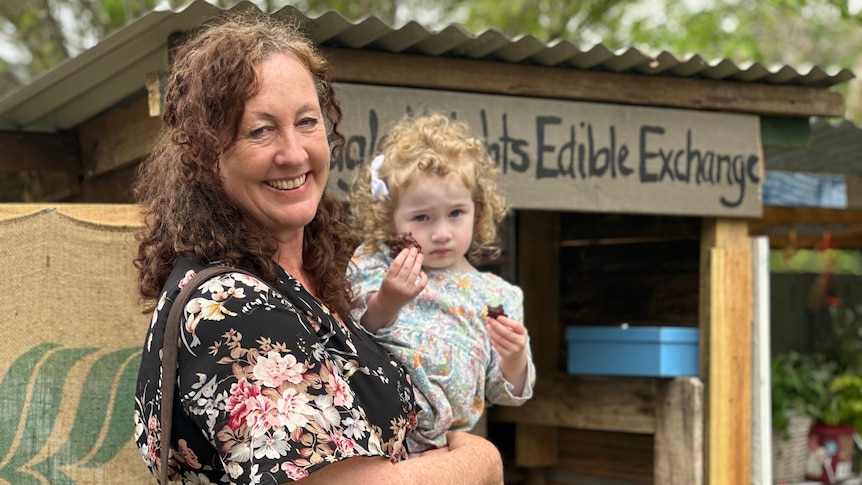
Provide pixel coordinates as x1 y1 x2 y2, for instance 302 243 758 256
348 113 508 264
134 9 353 316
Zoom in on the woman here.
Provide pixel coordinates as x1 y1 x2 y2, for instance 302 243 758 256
132 9 503 485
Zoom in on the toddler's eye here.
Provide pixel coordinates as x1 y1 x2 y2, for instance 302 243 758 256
412 215 429 222
449 209 464 218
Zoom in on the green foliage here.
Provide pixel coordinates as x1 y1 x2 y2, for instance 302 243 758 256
773 302 862 435
823 373 862 429
770 249 862 275
825 303 862 370
0 0 162 89
451 0 630 42
771 351 835 433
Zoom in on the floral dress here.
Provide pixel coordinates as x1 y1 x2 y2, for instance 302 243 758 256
134 258 416 484
348 246 536 453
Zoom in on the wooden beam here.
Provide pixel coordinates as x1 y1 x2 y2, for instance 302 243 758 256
61 162 137 203
323 48 845 118
145 72 166 117
761 228 862 250
654 377 704 485
518 211 560 375
749 206 862 249
751 206 862 229
0 171 77 202
700 219 752 485
0 131 81 200
513 210 561 467
515 425 558 471
556 429 654 484
489 373 657 434
0 131 80 173
77 95 161 178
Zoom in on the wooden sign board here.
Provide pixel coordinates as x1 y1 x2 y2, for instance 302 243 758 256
330 83 763 218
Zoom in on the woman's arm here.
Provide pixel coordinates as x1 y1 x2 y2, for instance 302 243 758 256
286 431 503 485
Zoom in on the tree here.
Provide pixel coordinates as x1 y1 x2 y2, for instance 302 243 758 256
614 0 862 123
0 0 168 93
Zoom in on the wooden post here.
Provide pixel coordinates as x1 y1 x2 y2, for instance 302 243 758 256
515 210 560 468
655 377 704 485
751 236 773 485
700 219 753 485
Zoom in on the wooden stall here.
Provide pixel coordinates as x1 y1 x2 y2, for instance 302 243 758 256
0 2 853 484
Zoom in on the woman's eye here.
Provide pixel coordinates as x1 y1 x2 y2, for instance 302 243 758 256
298 117 319 128
249 126 268 138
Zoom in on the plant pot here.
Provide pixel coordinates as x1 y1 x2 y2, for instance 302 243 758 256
805 422 856 483
773 411 813 483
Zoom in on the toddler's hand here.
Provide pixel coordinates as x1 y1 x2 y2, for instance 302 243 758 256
487 314 529 395
377 247 427 311
487 314 528 361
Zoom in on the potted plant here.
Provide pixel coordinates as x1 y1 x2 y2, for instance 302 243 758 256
804 370 862 483
771 352 826 483
772 352 834 434
802 302 862 483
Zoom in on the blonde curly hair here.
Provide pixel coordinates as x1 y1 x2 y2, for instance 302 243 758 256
348 113 508 263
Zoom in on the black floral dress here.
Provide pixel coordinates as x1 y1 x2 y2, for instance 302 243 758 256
133 258 416 484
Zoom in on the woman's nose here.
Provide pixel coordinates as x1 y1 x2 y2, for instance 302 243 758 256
274 129 307 165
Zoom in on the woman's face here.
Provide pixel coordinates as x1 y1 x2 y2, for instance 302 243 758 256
219 52 330 242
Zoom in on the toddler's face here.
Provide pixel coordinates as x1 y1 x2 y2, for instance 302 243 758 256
393 173 475 272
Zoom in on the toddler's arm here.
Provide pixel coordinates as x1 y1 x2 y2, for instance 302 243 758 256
361 247 427 332
487 314 530 396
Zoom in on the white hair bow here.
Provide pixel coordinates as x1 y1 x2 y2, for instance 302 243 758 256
370 155 389 200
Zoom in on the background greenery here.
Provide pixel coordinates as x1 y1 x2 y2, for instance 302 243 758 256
1 0 861 121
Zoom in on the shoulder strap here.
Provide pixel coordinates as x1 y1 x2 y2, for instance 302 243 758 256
159 265 236 484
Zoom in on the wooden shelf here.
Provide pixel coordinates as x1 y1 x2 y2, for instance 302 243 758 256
560 235 699 247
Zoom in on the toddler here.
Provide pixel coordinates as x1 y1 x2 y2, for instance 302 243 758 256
347 113 536 454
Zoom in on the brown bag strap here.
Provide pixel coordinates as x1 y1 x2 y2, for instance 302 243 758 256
159 265 236 484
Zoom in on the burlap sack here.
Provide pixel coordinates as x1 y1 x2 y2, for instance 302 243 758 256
0 204 153 484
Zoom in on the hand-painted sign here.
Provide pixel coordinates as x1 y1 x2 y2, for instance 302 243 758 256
330 83 763 218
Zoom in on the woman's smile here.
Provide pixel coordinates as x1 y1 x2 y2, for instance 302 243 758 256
265 173 307 190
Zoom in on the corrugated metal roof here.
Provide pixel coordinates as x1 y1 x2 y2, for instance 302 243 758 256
0 0 855 132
